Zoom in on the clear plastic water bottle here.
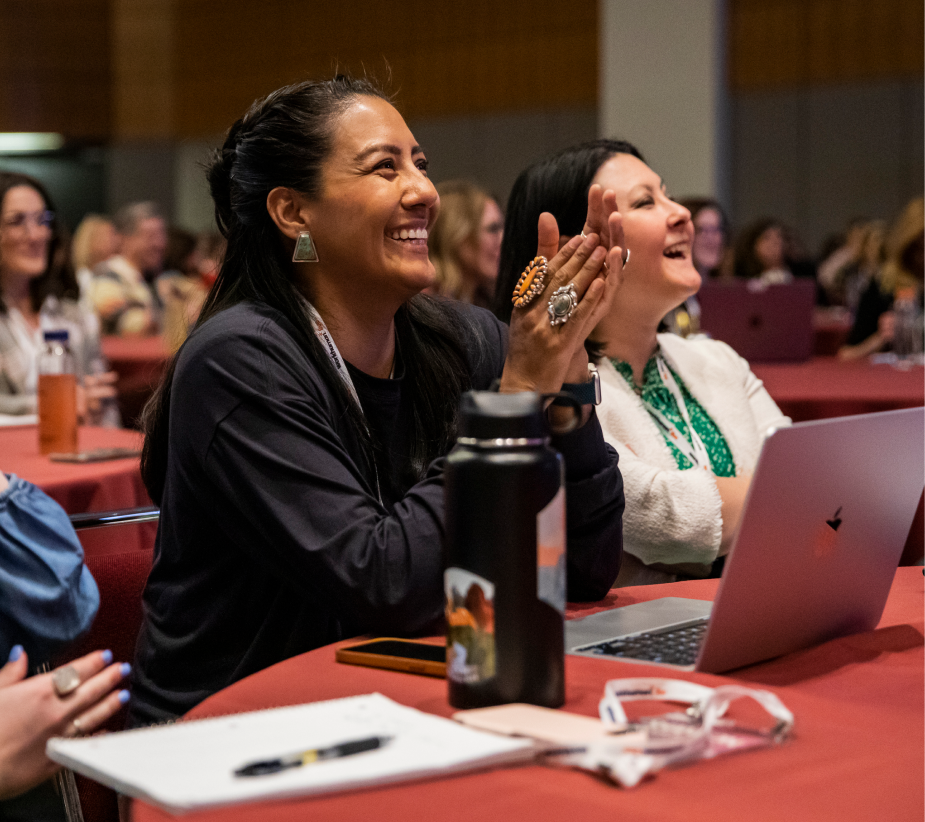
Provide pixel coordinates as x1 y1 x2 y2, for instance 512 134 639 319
444 391 566 709
892 287 923 362
38 330 78 455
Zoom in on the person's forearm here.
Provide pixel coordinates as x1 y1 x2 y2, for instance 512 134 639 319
0 392 36 416
715 474 751 555
838 332 885 361
555 419 625 600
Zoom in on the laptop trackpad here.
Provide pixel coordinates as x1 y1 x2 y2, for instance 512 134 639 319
566 597 713 653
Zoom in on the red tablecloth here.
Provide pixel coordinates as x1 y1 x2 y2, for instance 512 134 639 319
751 357 924 422
101 336 171 429
1 425 154 555
132 567 923 822
812 310 852 357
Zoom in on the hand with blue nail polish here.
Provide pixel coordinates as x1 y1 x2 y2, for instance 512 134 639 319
0 648 130 800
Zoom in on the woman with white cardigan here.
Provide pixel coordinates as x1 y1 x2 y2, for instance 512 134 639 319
495 139 790 586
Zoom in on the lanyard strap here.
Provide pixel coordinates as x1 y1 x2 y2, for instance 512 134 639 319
599 677 794 738
302 299 363 410
599 678 715 728
300 298 383 505
640 356 712 474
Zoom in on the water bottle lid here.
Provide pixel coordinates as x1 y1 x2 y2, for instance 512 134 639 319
458 391 547 441
43 329 69 342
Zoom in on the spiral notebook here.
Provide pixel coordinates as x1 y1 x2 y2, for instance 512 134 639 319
46 693 536 814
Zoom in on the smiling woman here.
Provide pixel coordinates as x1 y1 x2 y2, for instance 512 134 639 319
495 140 791 586
0 172 118 419
130 77 626 727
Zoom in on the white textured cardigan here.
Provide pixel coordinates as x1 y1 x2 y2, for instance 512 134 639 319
597 333 791 586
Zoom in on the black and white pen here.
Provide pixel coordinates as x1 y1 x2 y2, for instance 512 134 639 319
234 735 393 777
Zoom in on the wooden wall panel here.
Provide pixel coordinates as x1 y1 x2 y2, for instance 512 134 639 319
0 0 111 137
730 0 924 91
112 0 175 139
171 0 598 138
3 1 919 140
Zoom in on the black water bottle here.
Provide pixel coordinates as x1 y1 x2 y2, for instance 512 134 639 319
445 391 565 709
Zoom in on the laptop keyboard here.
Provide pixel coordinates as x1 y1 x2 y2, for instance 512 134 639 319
577 620 709 666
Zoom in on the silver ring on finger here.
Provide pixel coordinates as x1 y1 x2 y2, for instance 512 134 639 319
66 717 85 737
52 665 81 698
622 248 630 267
547 284 579 327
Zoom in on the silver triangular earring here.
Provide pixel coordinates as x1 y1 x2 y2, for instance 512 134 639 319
292 231 319 263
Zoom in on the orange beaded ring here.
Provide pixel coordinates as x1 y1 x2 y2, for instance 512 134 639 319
511 255 548 308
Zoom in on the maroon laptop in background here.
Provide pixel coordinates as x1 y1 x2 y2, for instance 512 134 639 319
696 279 816 362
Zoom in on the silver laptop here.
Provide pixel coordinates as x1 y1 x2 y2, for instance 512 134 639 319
566 407 925 673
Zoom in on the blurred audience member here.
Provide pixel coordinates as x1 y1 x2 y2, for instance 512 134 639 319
71 214 119 309
157 227 207 352
840 198 925 360
817 217 867 303
195 232 225 290
0 172 117 419
734 218 816 285
162 226 199 277
680 197 732 279
429 180 503 308
821 220 886 312
91 201 166 336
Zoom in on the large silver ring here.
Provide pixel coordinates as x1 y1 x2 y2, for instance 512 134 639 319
52 665 81 698
69 718 85 737
547 284 578 327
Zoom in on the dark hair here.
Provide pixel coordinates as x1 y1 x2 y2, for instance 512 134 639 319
164 226 198 274
678 197 729 238
141 76 473 504
0 171 78 314
733 217 784 280
491 139 643 325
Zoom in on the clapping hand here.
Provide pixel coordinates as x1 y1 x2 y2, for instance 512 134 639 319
501 186 626 394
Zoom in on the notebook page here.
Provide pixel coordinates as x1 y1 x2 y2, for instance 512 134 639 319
47 693 535 813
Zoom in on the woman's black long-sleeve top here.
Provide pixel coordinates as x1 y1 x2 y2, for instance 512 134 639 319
129 300 624 726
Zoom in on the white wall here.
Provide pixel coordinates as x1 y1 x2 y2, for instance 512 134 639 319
599 0 728 202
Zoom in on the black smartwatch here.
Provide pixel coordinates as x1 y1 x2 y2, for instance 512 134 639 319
558 363 602 406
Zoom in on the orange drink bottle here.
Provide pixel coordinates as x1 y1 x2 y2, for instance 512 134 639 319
38 329 78 455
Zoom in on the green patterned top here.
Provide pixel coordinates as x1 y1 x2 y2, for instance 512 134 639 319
611 355 737 477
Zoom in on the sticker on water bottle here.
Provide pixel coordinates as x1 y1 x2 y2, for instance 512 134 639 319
537 487 566 615
445 568 496 684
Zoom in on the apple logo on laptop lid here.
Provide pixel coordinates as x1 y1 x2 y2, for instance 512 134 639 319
815 507 843 558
